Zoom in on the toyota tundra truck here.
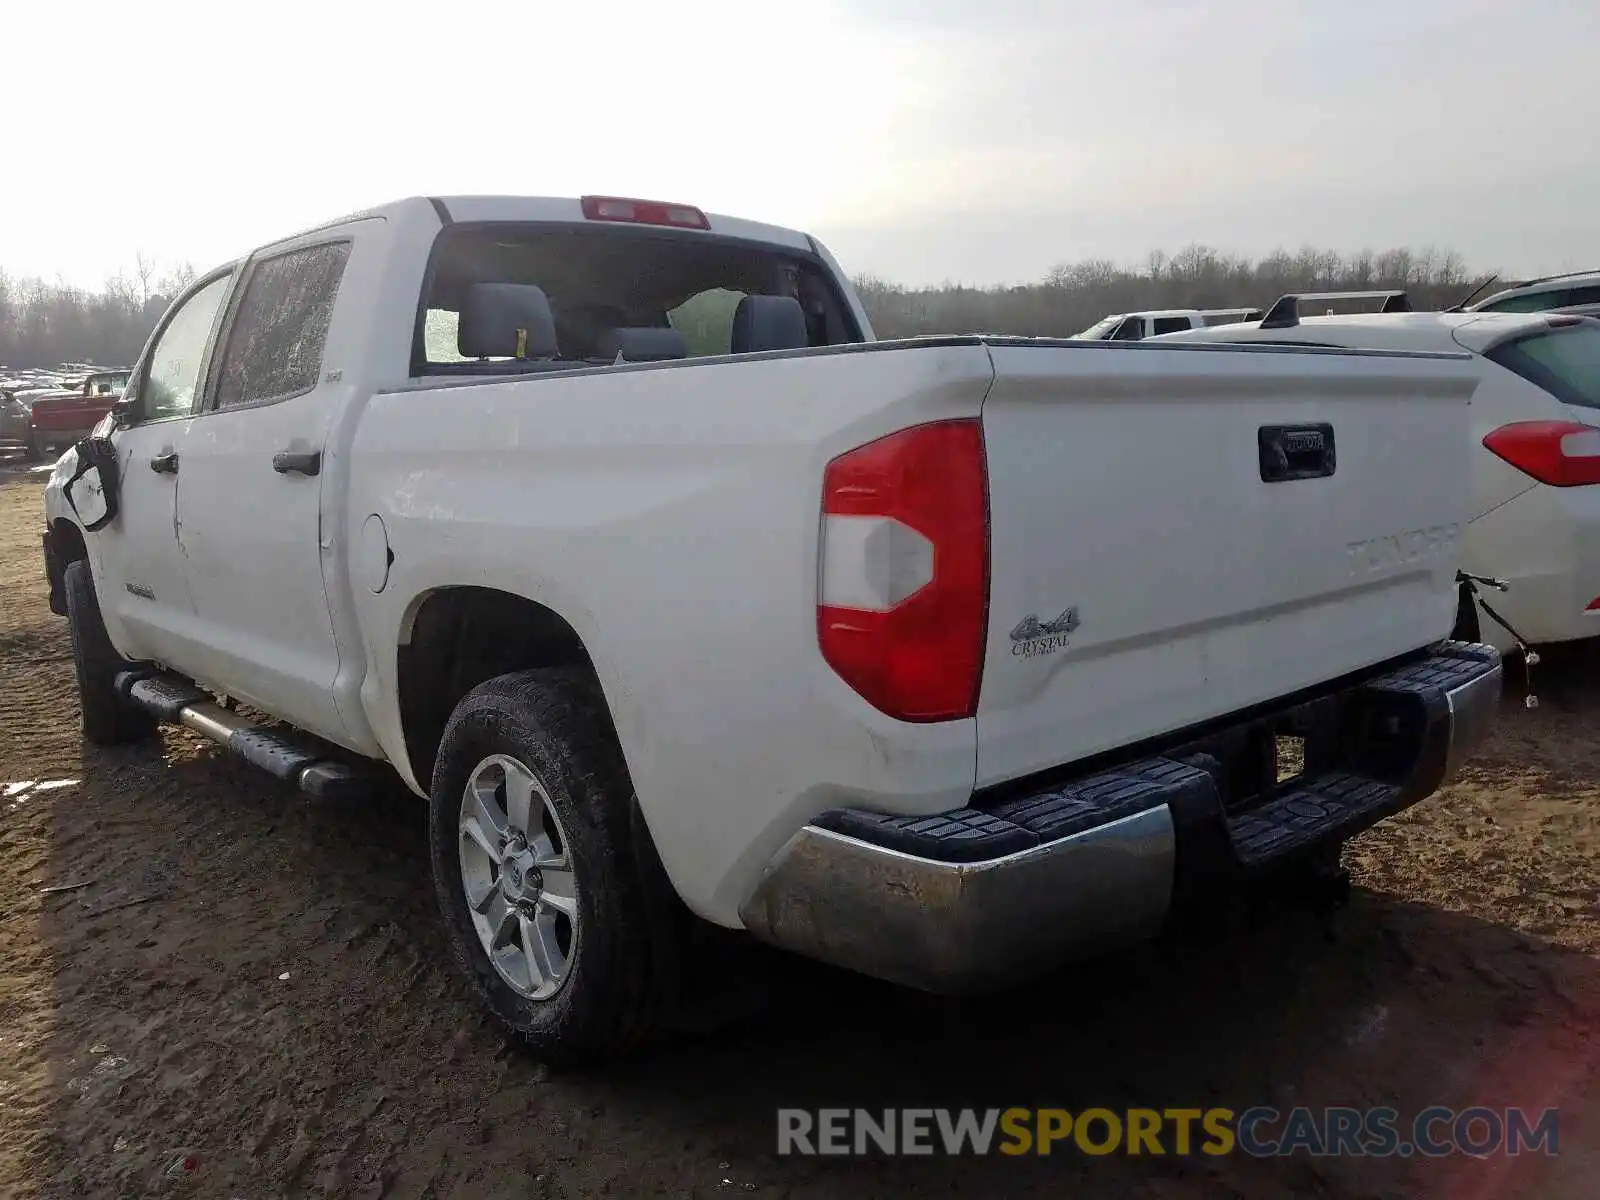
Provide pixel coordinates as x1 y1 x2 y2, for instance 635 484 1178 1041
41 194 1502 1064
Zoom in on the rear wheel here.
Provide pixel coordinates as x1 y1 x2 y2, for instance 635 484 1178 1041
429 668 681 1066
63 560 157 745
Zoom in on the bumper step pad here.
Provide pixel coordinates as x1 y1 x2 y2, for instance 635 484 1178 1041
1227 772 1398 866
115 670 375 800
812 757 1213 863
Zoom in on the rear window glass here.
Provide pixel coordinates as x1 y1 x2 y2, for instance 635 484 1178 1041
1151 317 1191 335
1487 323 1600 409
416 225 861 374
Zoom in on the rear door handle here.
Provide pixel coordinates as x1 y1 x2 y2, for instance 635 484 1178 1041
272 450 321 476
149 452 178 474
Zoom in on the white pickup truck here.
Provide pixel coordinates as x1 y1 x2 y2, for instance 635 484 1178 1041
42 194 1502 1064
1074 307 1265 341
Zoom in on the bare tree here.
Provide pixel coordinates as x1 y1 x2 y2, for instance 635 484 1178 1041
134 251 156 306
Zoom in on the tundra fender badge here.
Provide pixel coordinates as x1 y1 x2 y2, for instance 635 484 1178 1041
1010 606 1080 658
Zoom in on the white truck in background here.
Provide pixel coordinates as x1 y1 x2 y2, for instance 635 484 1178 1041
42 194 1501 1064
1074 306 1265 341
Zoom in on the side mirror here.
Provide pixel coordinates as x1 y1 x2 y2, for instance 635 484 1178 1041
64 436 121 532
110 395 139 427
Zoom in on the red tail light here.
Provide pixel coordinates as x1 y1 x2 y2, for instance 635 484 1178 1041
1482 420 1600 487
580 195 709 230
817 419 989 722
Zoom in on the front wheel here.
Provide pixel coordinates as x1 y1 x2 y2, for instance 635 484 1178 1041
63 560 157 745
429 668 680 1066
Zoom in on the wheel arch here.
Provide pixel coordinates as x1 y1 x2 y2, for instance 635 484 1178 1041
46 517 89 616
394 585 608 794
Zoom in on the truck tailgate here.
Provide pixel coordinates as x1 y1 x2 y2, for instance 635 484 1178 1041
976 340 1481 789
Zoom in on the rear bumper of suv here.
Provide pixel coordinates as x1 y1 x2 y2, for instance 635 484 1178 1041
739 641 1502 993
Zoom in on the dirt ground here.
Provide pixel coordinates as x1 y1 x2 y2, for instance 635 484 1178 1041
0 456 1595 1200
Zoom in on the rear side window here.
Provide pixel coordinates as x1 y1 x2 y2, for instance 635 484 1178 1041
1487 324 1600 409
1151 317 1191 335
214 242 351 409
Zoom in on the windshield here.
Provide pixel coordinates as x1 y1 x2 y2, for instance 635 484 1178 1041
1076 316 1121 340
1486 322 1600 409
416 224 863 374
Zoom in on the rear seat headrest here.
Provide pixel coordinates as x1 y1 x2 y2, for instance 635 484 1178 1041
731 294 809 354
597 327 689 363
458 283 559 359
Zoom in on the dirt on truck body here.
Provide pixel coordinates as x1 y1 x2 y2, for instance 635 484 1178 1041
0 454 1596 1199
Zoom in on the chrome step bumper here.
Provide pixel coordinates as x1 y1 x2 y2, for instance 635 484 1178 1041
739 642 1503 993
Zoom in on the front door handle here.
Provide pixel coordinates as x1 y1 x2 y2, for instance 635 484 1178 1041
272 449 321 477
149 452 178 475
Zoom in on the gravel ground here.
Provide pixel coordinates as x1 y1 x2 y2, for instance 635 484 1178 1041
0 455 1595 1199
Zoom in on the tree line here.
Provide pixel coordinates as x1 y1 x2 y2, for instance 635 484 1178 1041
1 245 1490 370
856 244 1486 340
0 256 196 372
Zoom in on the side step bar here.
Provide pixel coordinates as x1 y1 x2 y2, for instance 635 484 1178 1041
115 670 374 800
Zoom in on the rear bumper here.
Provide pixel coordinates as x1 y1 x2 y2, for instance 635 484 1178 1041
739 641 1502 993
1465 482 1600 648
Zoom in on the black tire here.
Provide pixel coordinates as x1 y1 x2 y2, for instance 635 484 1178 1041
429 668 681 1066
63 559 157 745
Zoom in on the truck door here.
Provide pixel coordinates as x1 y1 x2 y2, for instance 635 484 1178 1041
173 232 360 744
90 268 235 666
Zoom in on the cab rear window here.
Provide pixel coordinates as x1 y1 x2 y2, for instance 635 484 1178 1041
1486 323 1600 409
413 223 862 375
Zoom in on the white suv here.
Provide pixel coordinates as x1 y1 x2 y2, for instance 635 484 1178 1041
1469 270 1600 321
1156 298 1600 654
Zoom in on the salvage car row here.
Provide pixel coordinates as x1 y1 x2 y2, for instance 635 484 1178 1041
30 192 1589 1065
1 366 131 460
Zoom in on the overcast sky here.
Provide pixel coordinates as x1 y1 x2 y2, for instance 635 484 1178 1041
2 0 1596 289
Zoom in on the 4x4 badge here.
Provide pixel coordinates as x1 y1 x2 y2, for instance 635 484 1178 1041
1010 607 1080 658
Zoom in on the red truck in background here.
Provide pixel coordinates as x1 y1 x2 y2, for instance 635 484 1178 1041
1 369 130 461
